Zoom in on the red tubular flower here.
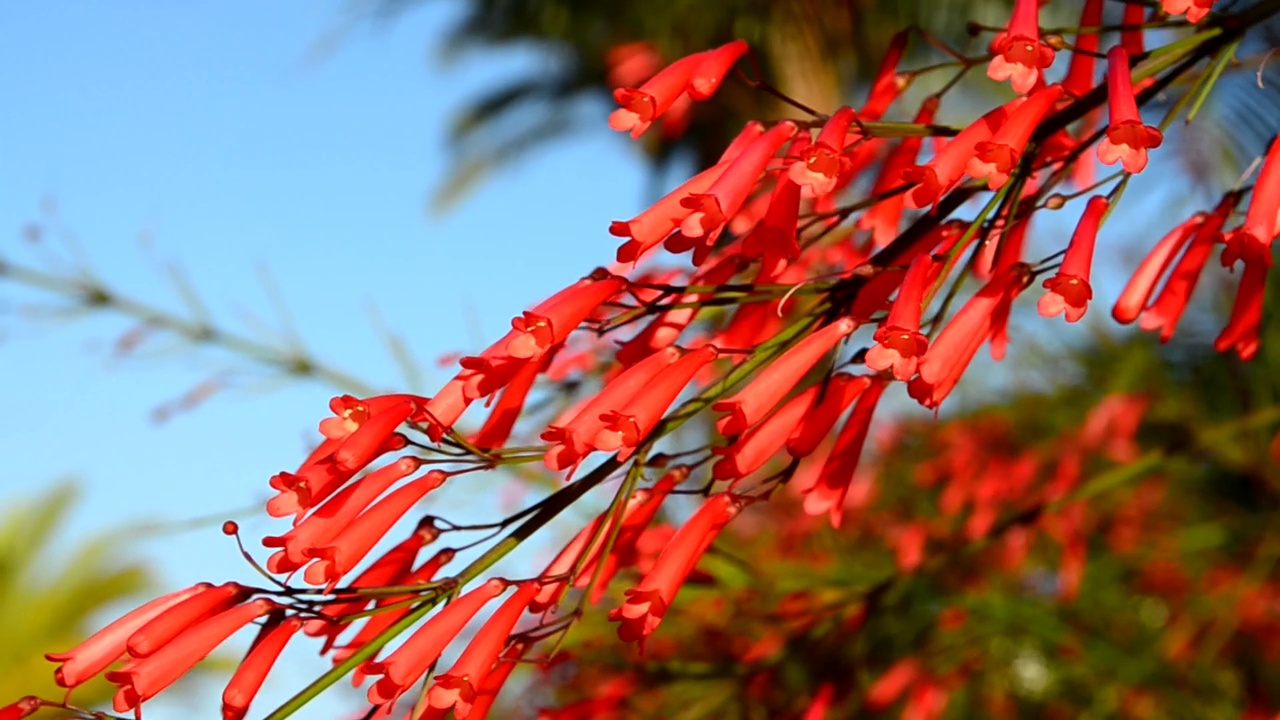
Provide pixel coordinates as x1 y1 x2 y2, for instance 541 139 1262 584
1216 259 1268 360
866 254 938 380
803 377 887 528
45 583 210 689
594 345 720 461
687 40 748 100
713 318 856 436
575 469 683 604
1223 135 1280 268
304 489 443 590
0 698 39 720
1063 0 1104 98
865 658 923 710
319 394 427 443
858 97 938 247
987 0 1056 94
1122 2 1147 57
221 615 302 720
363 578 508 708
304 532 436 642
506 273 627 361
1039 195 1108 322
675 121 798 256
332 548 455 665
788 107 857 197
331 400 414 475
1140 197 1234 339
426 582 539 718
611 161 732 264
460 642 527 720
861 30 910 121
1112 213 1206 323
712 385 819 481
108 600 275 715
902 100 1016 210
609 493 742 650
802 683 836 720
529 488 651 613
542 347 680 471
470 353 544 450
616 255 743 367
1163 0 1214 23
967 84 1065 190
1098 47 1163 174
787 374 874 458
742 173 802 272
609 50 706 138
127 582 250 658
264 458 426 574
908 265 1030 409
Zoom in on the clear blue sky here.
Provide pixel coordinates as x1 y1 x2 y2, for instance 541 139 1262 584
1 1 650 716
0 2 1224 717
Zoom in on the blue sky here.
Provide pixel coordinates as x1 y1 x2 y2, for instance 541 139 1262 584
0 2 1239 717
1 1 651 716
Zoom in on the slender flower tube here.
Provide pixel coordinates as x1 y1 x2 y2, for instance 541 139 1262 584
861 30 910 121
1215 259 1268 360
742 173 802 272
787 374 874 458
221 615 302 720
362 579 508 708
858 97 938 247
615 255 744 367
610 161 732 264
866 254 938 380
803 378 887 528
687 40 748 100
108 600 275 715
1121 2 1147 57
674 122 797 260
987 0 1056 94
609 50 706 138
788 107 858 197
967 84 1065 190
528 489 651 613
1097 47 1163 174
575 469 683 604
1140 196 1235 339
304 531 434 641
45 583 211 689
713 318 856 436
470 354 545 449
609 493 743 650
304 488 444 590
1039 195 1108 322
505 273 627 360
902 100 1017 210
426 582 540 718
1163 0 1214 23
127 582 250 658
1112 214 1205 323
462 642 527 720
594 345 720 461
908 265 1030 409
332 548 455 665
541 347 679 471
1223 135 1280 268
0 698 39 720
1063 0 1104 98
712 385 819 481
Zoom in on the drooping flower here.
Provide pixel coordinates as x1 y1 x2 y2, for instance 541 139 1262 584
609 50 706 138
332 548 455 665
1215 259 1269 360
788 107 858 197
0 698 39 720
609 493 743 650
858 97 938 247
902 100 1016 210
574 469 683 605
304 495 442 591
458 642 527 720
594 345 720 460
803 377 887 528
1163 0 1215 23
45 583 211 689
470 354 545 450
908 264 1030 409
1223 135 1280 268
615 254 744 367
711 384 819 482
426 582 539 718
1097 47 1164 174
1121 2 1148 57
610 161 733 264
967 84 1065 190
221 615 302 720
866 254 938 380
742 173 802 273
504 272 627 361
1140 196 1235 340
1062 0 1104 98
1038 195 1108 322
1112 213 1206 323
786 374 874 458
987 0 1056 94
362 579 508 708
687 40 749 100
713 318 857 436
126 582 250 658
861 30 910 121
108 600 275 715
